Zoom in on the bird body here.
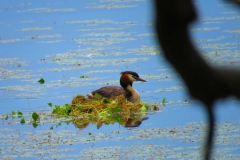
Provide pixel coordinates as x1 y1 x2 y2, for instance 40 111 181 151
87 71 146 103
90 86 125 98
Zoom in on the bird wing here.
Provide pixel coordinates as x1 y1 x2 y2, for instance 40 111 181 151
91 86 125 98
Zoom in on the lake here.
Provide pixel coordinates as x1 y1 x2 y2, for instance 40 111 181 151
1 0 240 159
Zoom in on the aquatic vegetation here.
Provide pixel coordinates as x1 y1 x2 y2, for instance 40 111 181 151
86 4 138 9
38 78 45 84
18 27 52 31
161 98 166 106
18 8 77 13
1 94 159 129
1 119 239 159
53 94 159 129
128 45 161 55
155 86 186 92
0 0 240 159
83 69 120 74
3 110 40 128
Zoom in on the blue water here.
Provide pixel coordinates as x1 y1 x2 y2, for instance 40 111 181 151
1 0 240 159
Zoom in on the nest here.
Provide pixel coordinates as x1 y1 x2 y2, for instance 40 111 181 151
54 94 159 129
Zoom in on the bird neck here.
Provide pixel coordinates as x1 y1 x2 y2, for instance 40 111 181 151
125 84 139 96
120 78 135 95
125 84 134 92
120 78 132 89
124 84 140 103
120 77 140 102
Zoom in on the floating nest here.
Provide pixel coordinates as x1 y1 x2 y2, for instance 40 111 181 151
53 94 159 129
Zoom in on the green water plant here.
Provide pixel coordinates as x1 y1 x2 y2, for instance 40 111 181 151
20 117 25 125
1 94 160 129
2 110 40 128
38 78 45 84
44 94 159 129
162 98 166 106
80 75 89 78
69 94 159 129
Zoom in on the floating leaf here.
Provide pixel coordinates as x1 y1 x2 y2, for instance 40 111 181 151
38 78 45 84
95 92 101 98
114 115 122 123
48 103 52 107
65 121 71 125
32 112 39 121
51 104 71 115
76 104 82 108
162 98 166 105
56 122 61 127
50 126 54 130
17 111 23 115
114 106 122 112
20 118 25 125
32 122 38 128
101 98 110 104
11 111 16 115
139 105 147 112
5 115 9 120
17 111 23 118
52 105 60 114
80 75 89 78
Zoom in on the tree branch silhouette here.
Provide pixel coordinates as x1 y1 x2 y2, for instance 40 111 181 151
154 0 240 159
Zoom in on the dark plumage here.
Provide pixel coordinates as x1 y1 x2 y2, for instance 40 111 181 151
91 86 125 98
120 71 139 77
87 71 147 103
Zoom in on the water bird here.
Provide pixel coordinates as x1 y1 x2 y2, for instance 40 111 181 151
124 117 149 127
87 71 147 103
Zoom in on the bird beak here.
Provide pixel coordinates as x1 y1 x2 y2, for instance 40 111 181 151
136 77 147 82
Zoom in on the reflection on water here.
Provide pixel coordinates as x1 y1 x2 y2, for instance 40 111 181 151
0 0 240 159
72 113 150 129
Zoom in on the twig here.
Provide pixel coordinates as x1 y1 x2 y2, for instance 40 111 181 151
204 103 215 160
27 99 33 111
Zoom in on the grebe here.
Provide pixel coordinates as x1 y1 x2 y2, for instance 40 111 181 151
87 71 147 103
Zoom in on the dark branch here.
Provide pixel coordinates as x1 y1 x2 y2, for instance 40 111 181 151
204 103 215 160
154 0 240 159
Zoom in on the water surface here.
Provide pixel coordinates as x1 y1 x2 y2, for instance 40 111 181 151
1 0 240 159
